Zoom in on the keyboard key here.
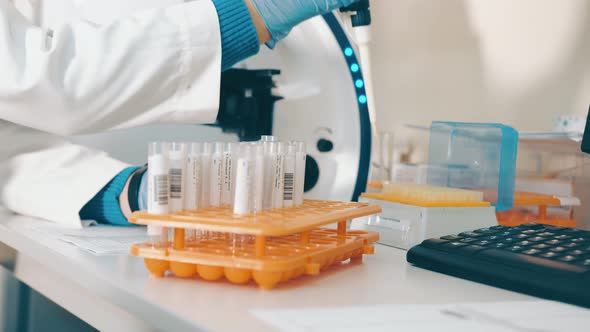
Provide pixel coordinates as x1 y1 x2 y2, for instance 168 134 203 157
490 225 507 231
538 232 555 237
503 237 518 243
459 231 482 238
559 255 579 263
550 246 567 252
545 239 561 245
441 235 463 241
532 243 550 249
528 236 544 242
497 231 515 237
494 243 508 248
481 235 500 241
522 229 538 234
517 241 532 246
555 235 572 240
445 242 469 249
516 234 529 239
562 242 580 248
507 245 525 252
474 240 491 247
521 249 541 255
580 259 590 266
541 252 560 259
571 238 587 243
460 237 478 243
567 250 585 256
474 228 500 235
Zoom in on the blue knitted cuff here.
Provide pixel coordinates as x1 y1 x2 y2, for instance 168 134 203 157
79 166 140 226
212 0 260 70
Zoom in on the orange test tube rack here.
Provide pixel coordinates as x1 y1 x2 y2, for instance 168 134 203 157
129 200 381 289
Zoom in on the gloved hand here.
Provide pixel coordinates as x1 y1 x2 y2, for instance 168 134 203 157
251 0 360 46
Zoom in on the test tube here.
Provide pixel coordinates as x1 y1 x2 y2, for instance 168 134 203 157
272 142 286 209
148 142 170 247
233 144 253 215
169 142 187 213
293 141 307 206
282 143 296 208
252 143 265 213
199 142 212 209
262 141 278 209
185 142 202 243
185 142 202 211
209 142 224 207
222 143 239 206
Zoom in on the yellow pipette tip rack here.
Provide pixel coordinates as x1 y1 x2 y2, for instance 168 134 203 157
363 183 490 208
129 200 381 289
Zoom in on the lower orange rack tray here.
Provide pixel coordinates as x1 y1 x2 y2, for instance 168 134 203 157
129 200 381 289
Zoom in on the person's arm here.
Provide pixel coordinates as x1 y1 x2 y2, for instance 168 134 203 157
0 0 222 136
83 0 361 225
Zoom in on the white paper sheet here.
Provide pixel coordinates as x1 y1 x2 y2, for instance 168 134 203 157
251 300 590 332
26 223 148 255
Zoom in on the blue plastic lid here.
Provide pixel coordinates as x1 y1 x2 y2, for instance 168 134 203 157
426 122 519 212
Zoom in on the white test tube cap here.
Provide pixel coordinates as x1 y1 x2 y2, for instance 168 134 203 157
277 142 288 154
213 142 224 154
171 142 187 152
190 142 203 154
202 142 213 154
293 141 306 154
149 142 171 156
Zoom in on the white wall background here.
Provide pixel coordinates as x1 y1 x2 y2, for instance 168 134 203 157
369 0 590 160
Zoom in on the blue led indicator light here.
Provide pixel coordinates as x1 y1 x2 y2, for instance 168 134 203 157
350 63 360 72
358 95 367 104
355 79 364 88
344 47 353 57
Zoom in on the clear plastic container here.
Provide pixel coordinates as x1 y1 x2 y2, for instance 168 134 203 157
427 122 519 212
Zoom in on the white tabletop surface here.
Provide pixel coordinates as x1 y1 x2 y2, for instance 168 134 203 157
0 210 540 332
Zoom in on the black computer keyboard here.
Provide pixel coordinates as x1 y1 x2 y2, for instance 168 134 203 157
407 223 590 308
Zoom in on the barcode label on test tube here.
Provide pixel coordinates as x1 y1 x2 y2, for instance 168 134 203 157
169 168 182 199
154 175 169 205
283 173 294 201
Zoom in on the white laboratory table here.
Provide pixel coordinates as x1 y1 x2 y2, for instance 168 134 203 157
0 210 540 332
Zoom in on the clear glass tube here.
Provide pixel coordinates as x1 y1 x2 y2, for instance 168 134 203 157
148 142 170 215
200 142 212 209
252 143 265 213
209 142 224 207
262 141 278 210
185 142 202 211
222 142 239 207
233 144 253 215
272 142 286 209
293 141 307 206
169 142 187 213
283 143 296 208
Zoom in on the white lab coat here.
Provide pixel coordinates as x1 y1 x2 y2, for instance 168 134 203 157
0 0 221 227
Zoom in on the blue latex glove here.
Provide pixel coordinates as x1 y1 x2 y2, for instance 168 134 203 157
251 0 360 47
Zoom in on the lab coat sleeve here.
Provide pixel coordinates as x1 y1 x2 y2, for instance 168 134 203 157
0 0 222 136
0 122 129 227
